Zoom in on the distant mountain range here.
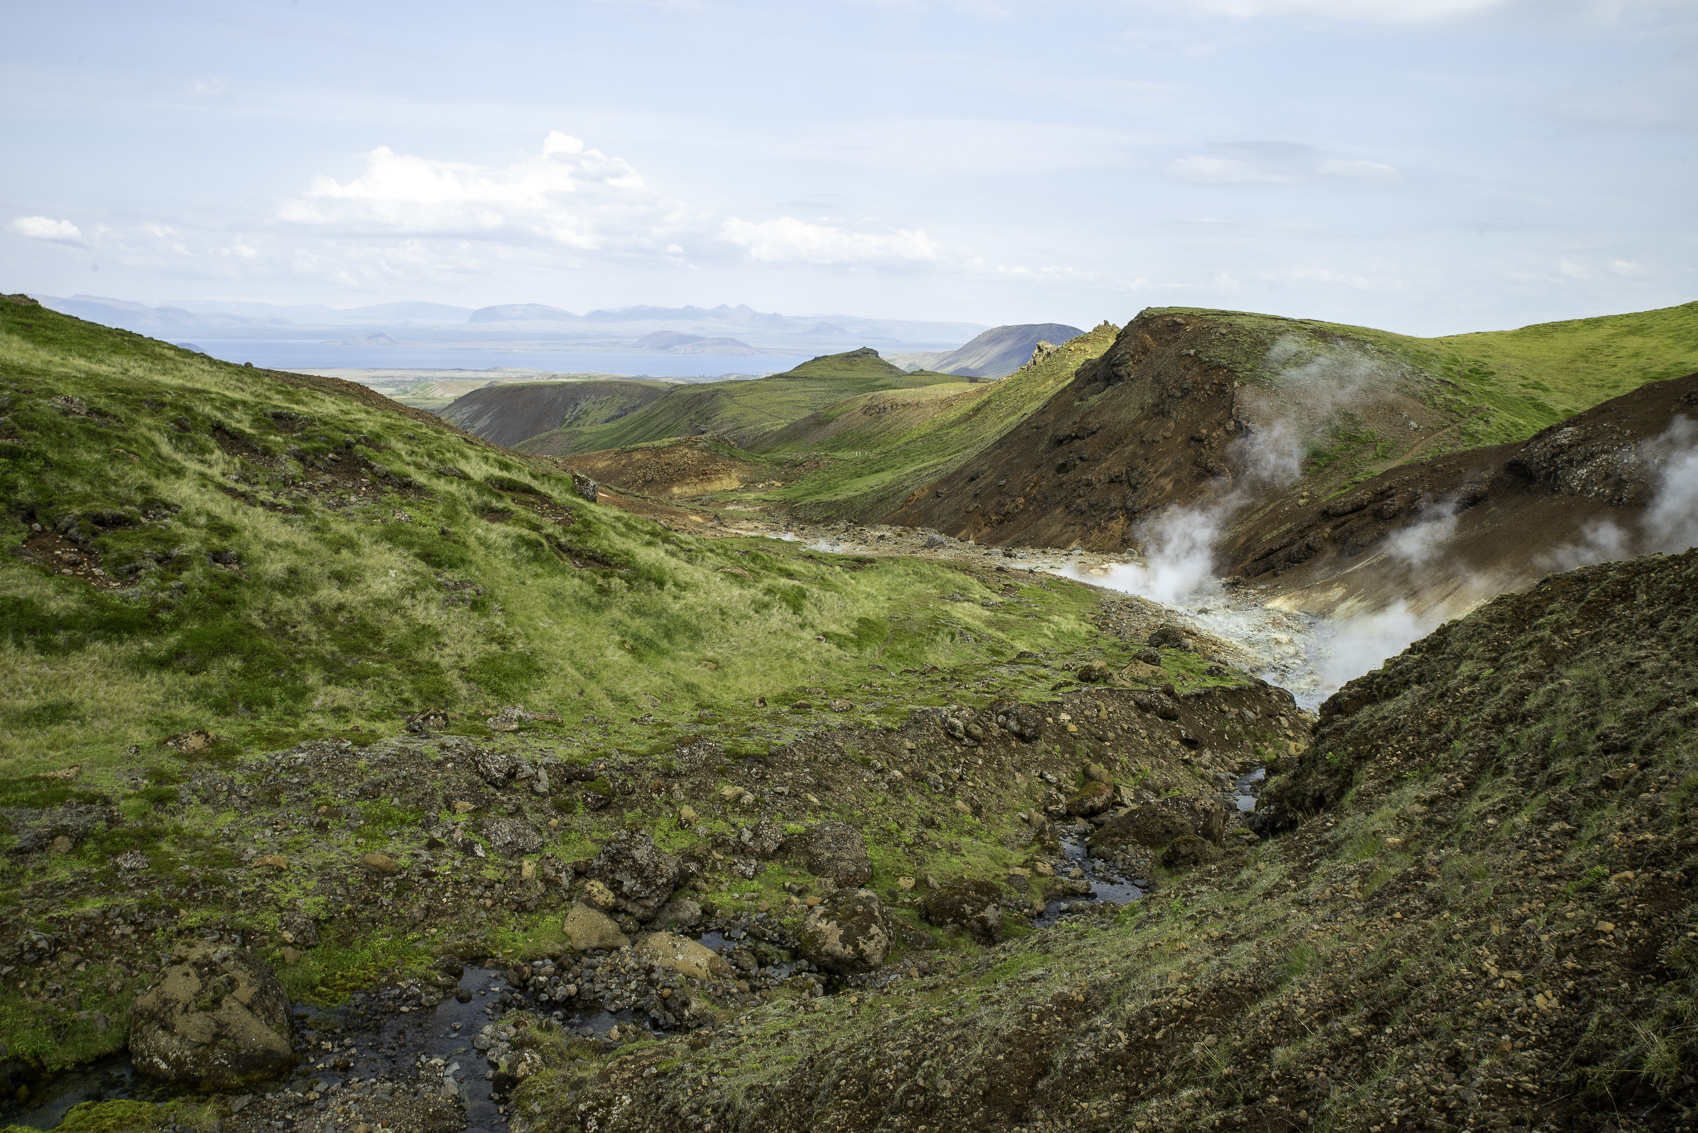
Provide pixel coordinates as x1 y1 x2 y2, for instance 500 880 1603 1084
886 322 1086 379
32 294 988 357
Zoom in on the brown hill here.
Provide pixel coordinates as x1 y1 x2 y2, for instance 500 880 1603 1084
557 437 770 498
888 307 1453 549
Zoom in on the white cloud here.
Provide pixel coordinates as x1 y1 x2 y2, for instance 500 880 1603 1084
1166 155 1299 184
1164 0 1507 19
719 216 942 265
9 215 84 244
1317 159 1401 182
281 131 689 256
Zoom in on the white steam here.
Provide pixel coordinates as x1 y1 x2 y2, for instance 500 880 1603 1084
1537 415 1698 570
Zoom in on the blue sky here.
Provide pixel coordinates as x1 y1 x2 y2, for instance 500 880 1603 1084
3 0 1694 335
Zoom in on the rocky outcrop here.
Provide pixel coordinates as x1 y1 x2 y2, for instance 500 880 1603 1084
129 944 295 1088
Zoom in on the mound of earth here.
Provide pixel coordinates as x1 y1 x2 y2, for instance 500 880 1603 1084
512 550 1698 1131
1219 370 1698 617
438 378 672 447
558 438 769 498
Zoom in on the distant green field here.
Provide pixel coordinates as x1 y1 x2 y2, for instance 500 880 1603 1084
517 348 961 456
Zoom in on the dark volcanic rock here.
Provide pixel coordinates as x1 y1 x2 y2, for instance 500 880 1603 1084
1089 797 1225 853
585 831 682 922
477 815 543 857
919 879 1004 944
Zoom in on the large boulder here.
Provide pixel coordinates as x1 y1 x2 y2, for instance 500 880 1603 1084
919 879 1004 945
1064 780 1114 817
987 699 1043 743
129 944 295 1089
1088 797 1225 854
563 901 630 951
635 932 733 980
797 822 871 888
584 832 682 922
799 889 895 974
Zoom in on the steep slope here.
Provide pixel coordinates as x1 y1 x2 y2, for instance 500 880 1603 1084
510 549 1698 1132
891 302 1698 552
1217 371 1698 616
515 348 959 456
437 378 674 446
925 322 1087 378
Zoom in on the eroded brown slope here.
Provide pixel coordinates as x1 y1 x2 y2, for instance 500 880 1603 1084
887 307 1447 550
439 379 671 447
1221 371 1698 616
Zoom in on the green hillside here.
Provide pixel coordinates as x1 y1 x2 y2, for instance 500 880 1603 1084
1174 298 1698 459
739 320 1119 521
515 348 959 456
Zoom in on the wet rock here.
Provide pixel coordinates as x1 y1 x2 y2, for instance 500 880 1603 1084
797 821 872 888
477 815 543 857
636 931 733 980
1088 797 1226 854
799 889 895 974
1162 834 1217 868
129 944 294 1089
919 879 1004 945
1065 780 1114 817
279 914 318 948
563 901 631 951
585 831 682 922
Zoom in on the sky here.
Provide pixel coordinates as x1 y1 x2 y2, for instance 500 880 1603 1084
2 0 1695 336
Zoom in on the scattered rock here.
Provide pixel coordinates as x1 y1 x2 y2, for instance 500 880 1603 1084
404 708 448 734
635 932 733 980
653 897 703 928
1162 834 1218 868
471 748 518 787
919 879 1004 945
797 822 872 888
360 853 400 876
563 902 631 951
1065 780 1114 817
279 914 319 948
799 889 895 974
477 815 543 857
252 854 288 871
579 878 617 910
1088 797 1226 853
129 944 295 1089
987 699 1044 742
1076 659 1112 683
585 832 683 922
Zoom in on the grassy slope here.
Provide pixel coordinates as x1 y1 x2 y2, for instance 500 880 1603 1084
0 302 1119 771
726 323 1119 522
1175 299 1698 466
515 351 960 456
0 301 1200 1080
